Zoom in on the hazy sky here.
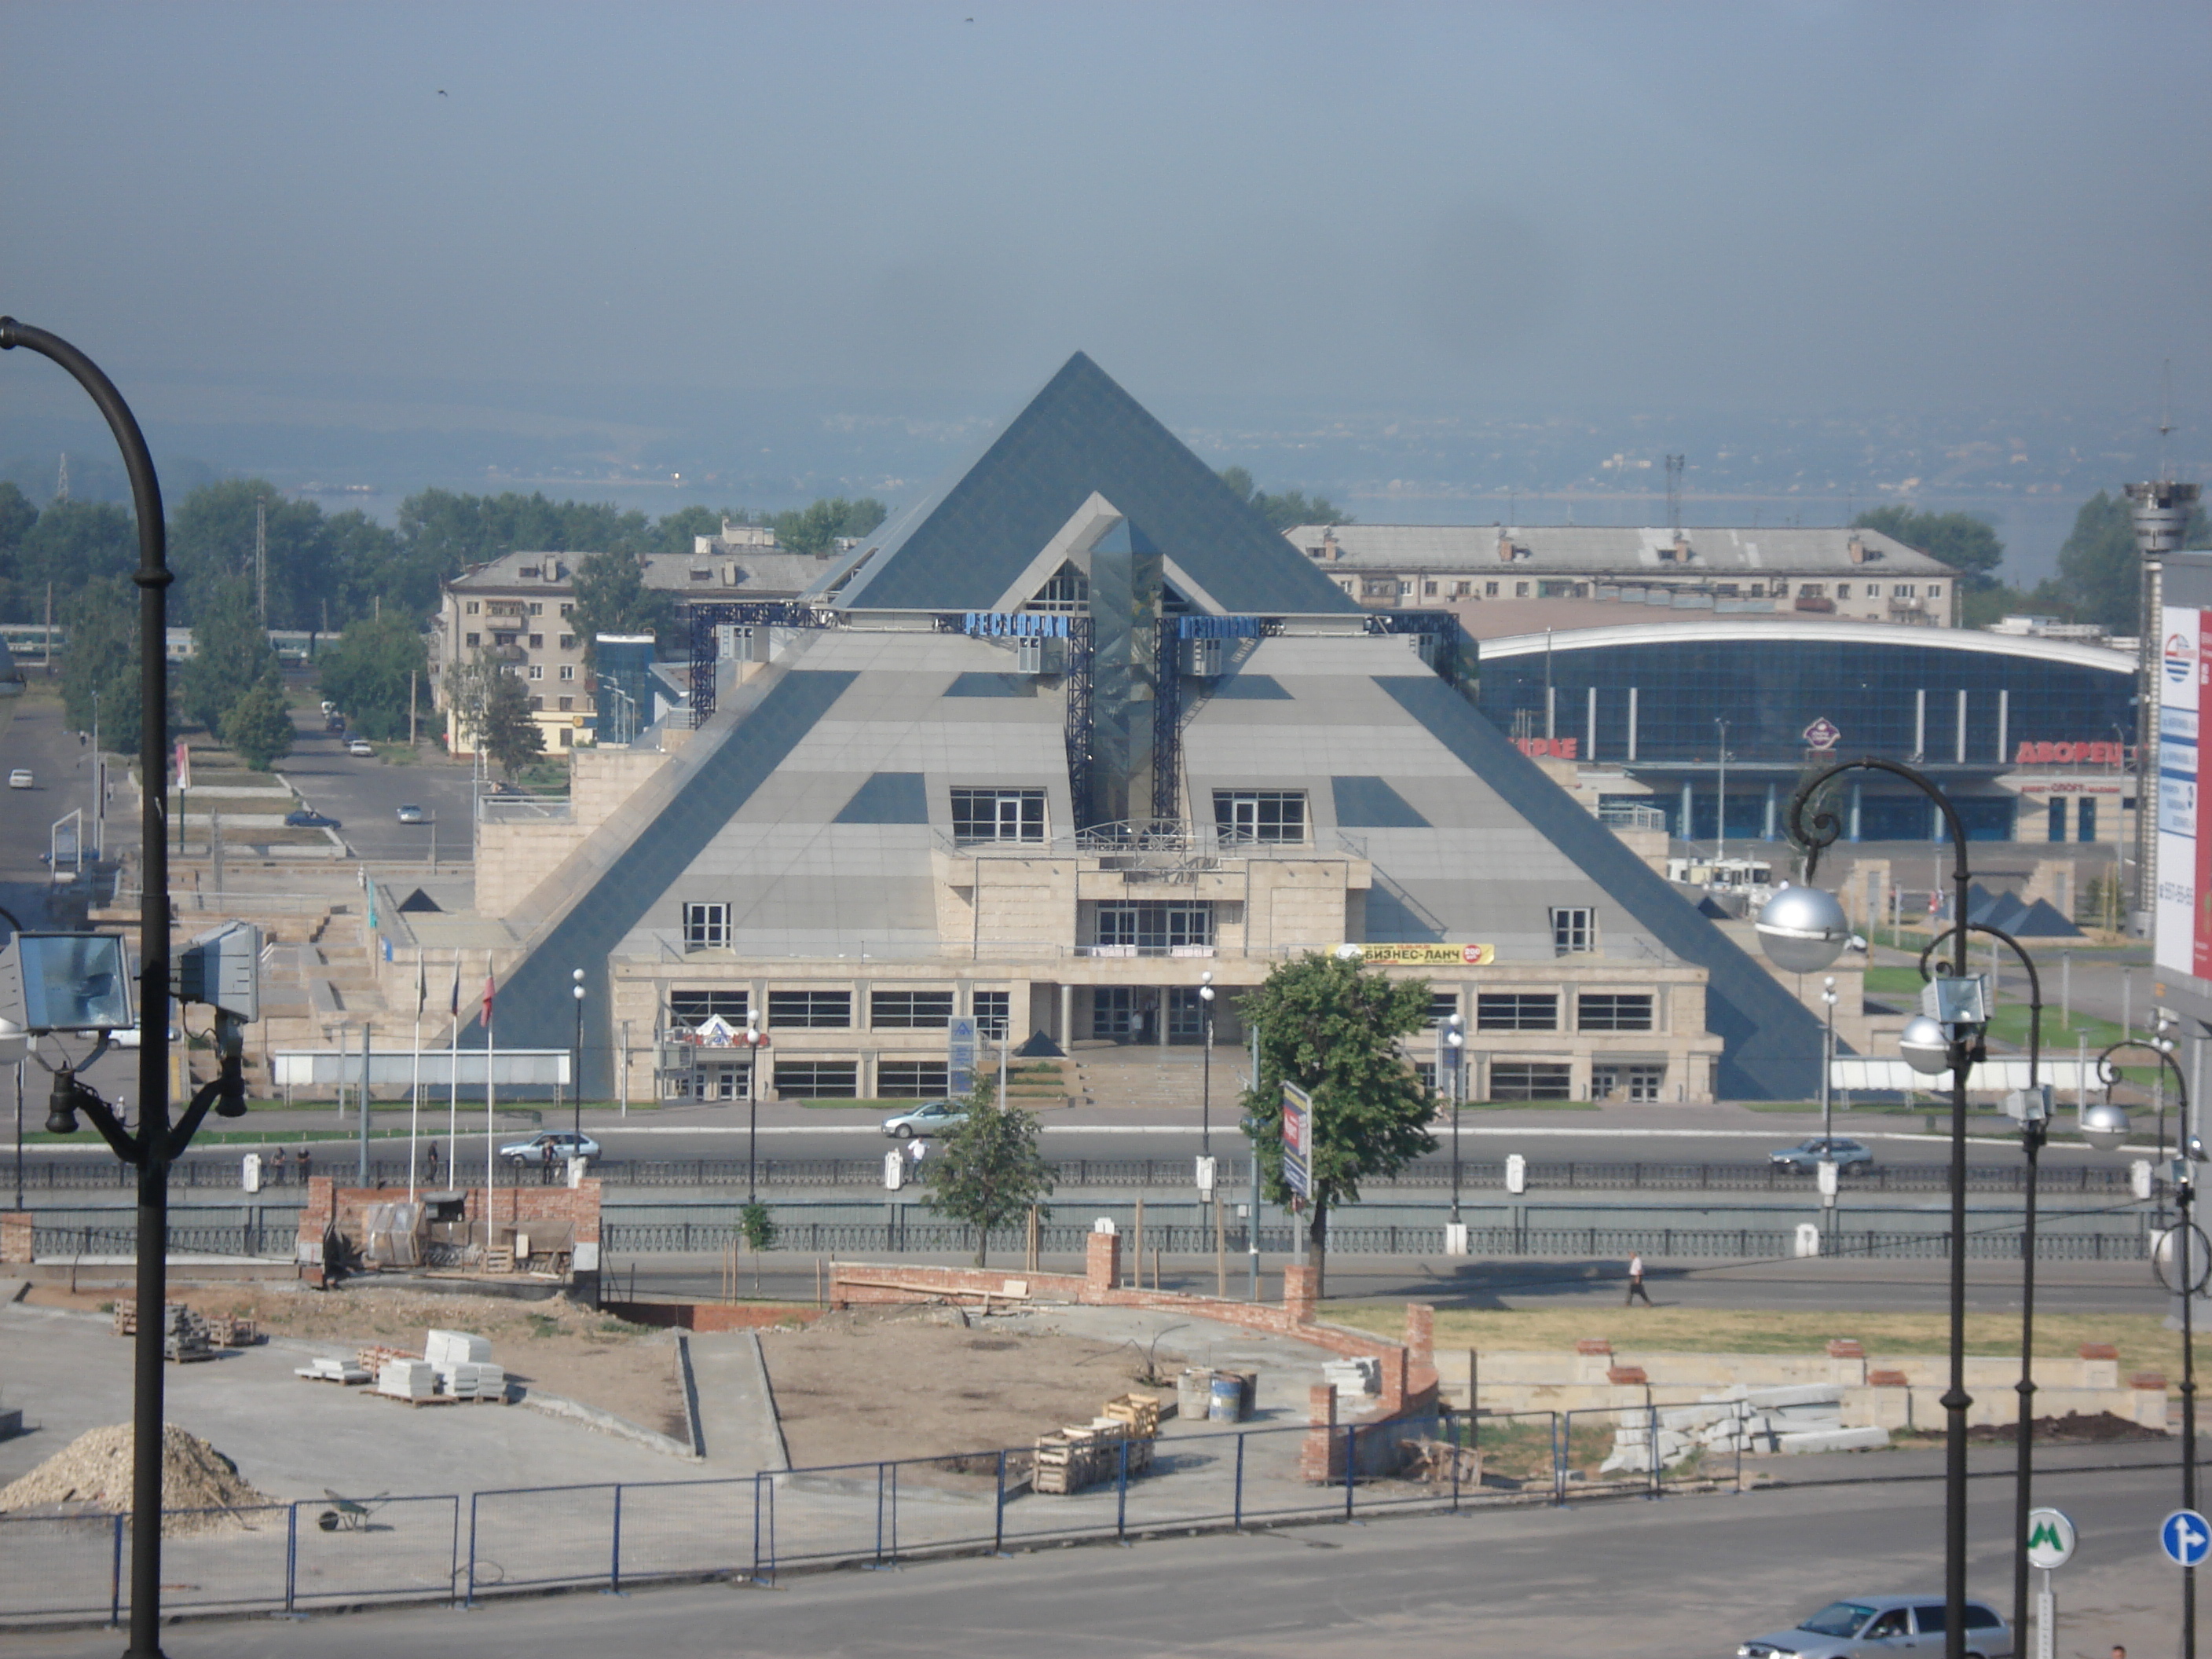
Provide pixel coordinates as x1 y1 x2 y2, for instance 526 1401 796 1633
3 1 2208 536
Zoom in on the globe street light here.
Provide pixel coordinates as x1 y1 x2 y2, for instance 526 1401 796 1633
1444 1013 1466 1224
570 969 586 1151
2078 1098 2133 1152
1764 756 1979 1659
1198 971 1215 1157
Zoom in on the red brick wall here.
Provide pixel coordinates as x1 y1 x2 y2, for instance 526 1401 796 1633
831 1264 1089 1309
605 1301 827 1331
1086 1231 1120 1294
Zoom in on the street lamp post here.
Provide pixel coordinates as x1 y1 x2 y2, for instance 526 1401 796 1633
2096 1031 2196 1658
744 1011 763 1203
1917 920 2048 1650
1198 972 1215 1158
1762 756 1979 1659
1 317 185 1659
1444 1013 1465 1223
570 969 585 1148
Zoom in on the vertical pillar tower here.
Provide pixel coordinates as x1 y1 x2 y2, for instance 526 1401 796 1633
1087 518 1164 826
2129 480 2200 930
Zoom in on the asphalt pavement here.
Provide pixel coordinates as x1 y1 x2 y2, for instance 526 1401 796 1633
16 1461 2181 1658
276 712 476 862
0 693 105 888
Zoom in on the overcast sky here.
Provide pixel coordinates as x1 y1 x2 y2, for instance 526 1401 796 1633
2 1 2207 534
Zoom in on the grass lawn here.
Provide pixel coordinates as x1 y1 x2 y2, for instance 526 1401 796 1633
1326 1302 2202 1388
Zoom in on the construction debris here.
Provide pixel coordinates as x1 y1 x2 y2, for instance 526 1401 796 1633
111 1298 259 1357
293 1357 372 1386
1599 1383 1892 1474
0 1423 273 1534
1034 1392 1163 1495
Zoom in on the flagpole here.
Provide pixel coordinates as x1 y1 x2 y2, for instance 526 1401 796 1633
447 953 460 1185
484 960 496 1210
408 955 425 1202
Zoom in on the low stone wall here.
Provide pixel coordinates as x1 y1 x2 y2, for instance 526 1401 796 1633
294 1177 602 1287
1448 1337 2169 1432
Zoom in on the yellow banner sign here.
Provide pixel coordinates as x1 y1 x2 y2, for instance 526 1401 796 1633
1349 943 1496 967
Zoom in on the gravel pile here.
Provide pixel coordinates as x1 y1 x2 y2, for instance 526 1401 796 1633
0 1423 276 1534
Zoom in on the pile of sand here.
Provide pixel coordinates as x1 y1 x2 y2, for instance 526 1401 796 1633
0 1423 276 1534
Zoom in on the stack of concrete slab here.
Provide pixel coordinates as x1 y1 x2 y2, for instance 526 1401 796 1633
1599 1384 1889 1474
441 1361 507 1401
293 1356 372 1385
376 1359 437 1401
426 1329 498 1397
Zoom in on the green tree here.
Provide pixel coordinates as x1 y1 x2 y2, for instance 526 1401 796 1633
317 611 430 742
219 675 295 771
569 549 677 668
1850 506 2005 587
771 496 888 557
1236 954 1434 1298
178 577 278 736
167 479 346 632
478 665 546 778
1218 467 1350 534
7 499 137 620
59 575 147 756
921 1076 1054 1268
2052 491 2142 634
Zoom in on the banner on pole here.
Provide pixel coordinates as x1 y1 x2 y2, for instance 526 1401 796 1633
1281 1080 1313 1198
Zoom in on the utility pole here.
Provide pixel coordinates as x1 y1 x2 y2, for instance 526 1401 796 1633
254 496 266 623
408 669 418 746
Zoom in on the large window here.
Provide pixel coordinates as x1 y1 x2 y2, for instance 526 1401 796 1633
1092 986 1137 1039
877 1060 950 1099
870 990 954 1029
767 990 851 1029
682 903 730 950
952 787 1046 843
1578 993 1654 1032
1214 790 1306 844
669 989 748 1028
1478 992 1558 1031
1551 907 1595 955
1594 1064 1664 1103
1489 1061 1573 1101
774 1060 857 1099
973 990 1009 1041
1093 902 1215 954
1425 991 1462 1027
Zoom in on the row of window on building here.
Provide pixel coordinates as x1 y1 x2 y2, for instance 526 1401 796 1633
666 987 1010 1037
1351 576 1941 602
1427 989 1654 1031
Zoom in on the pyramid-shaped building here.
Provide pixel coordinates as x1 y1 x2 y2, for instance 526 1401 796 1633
468 353 1821 1102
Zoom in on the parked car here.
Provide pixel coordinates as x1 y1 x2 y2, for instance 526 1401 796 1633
346 738 375 757
496 1131 602 1166
1738 1594 2011 1657
881 1100 967 1139
6 769 31 789
395 804 427 824
284 808 341 829
1769 1137 1874 1174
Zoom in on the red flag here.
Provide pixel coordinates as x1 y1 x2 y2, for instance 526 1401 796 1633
482 975 496 1025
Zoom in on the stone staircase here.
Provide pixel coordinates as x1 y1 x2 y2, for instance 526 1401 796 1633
1066 1049 1223 1112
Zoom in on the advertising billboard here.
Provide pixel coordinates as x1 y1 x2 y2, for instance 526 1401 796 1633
2156 606 2209 979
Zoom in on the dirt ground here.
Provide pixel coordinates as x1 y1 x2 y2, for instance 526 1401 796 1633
21 1282 687 1443
760 1308 1185 1471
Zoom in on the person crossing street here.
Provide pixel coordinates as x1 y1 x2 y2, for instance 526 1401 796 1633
1624 1251 1654 1306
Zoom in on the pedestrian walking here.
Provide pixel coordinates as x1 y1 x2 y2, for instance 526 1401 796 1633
269 1146 287 1188
1624 1251 1654 1306
298 1146 312 1185
424 1142 440 1185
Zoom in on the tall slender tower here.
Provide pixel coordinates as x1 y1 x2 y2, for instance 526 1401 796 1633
2129 478 2200 929
255 497 268 622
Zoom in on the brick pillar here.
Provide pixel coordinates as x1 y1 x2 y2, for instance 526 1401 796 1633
1404 1302 1435 1369
0 1212 31 1264
1085 1229 1120 1299
295 1176 335 1256
1282 1262 1316 1324
1301 1383 1339 1482
1379 1345 1409 1413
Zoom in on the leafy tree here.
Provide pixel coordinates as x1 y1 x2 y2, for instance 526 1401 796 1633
1236 954 1434 1298
1218 467 1350 534
921 1076 1054 1268
219 676 295 771
178 577 280 735
317 611 430 742
59 575 148 756
650 504 734 556
477 664 546 778
1850 506 2005 586
0 482 36 561
2052 491 2144 635
167 479 347 631
771 496 887 557
569 549 677 668
5 499 137 620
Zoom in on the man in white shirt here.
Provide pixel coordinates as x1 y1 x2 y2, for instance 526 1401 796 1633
1624 1251 1654 1306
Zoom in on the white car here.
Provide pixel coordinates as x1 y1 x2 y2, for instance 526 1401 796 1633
881 1100 968 1139
346 738 375 758
1740 1595 2012 1658
7 769 31 789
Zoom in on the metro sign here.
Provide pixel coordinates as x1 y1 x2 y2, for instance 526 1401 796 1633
1803 718 1841 752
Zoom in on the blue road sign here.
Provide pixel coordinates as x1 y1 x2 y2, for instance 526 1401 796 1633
2161 1509 2211 1567
948 1016 977 1097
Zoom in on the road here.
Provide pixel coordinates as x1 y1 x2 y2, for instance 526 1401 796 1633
276 712 476 862
19 1462 2183 1658
0 692 104 889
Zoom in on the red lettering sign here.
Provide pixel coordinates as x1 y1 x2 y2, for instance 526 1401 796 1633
2013 741 2123 767
1513 737 1580 760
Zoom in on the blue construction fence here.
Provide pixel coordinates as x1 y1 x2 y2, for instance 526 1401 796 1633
1 1408 1756 1631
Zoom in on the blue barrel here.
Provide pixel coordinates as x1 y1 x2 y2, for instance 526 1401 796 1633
1208 1372 1243 1423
